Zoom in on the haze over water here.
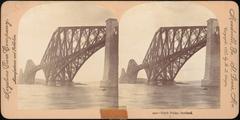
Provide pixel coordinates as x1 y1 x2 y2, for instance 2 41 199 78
17 80 219 109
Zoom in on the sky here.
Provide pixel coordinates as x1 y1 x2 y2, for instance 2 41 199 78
18 2 216 83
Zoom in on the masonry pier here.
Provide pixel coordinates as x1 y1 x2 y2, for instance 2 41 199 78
201 18 220 87
100 18 119 107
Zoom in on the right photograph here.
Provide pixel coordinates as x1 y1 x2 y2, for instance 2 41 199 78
118 2 220 109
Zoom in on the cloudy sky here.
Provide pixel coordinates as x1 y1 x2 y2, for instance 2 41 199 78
18 2 216 83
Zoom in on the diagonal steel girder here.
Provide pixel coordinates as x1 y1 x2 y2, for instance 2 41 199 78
40 26 106 85
142 26 209 85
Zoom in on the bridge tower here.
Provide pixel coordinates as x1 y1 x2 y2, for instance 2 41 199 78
100 18 119 108
101 18 119 88
201 18 220 87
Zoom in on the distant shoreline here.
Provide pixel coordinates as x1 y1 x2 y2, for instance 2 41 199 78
20 78 201 86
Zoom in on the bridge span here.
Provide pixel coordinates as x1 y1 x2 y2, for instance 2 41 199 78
19 18 119 88
19 18 219 88
120 18 220 87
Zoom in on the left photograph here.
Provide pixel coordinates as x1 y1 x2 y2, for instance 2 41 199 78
17 2 119 109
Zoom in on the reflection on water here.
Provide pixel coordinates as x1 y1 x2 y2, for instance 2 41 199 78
17 81 219 109
119 81 219 109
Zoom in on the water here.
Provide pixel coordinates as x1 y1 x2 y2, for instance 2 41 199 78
17 81 219 109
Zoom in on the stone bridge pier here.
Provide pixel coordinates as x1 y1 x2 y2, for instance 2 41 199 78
100 18 119 88
100 18 119 108
201 18 220 87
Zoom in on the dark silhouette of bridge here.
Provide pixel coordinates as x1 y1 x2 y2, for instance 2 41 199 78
19 18 220 88
120 18 220 87
19 19 119 87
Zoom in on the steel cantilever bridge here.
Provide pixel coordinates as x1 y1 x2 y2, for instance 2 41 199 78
20 18 219 87
20 19 119 86
42 26 107 85
120 19 220 86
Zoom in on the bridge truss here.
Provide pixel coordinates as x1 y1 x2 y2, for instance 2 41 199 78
142 26 212 85
40 26 106 85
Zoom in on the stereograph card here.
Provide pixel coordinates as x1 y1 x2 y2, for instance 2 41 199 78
1 1 239 119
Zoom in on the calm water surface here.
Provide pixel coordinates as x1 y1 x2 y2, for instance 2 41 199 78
17 81 219 109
